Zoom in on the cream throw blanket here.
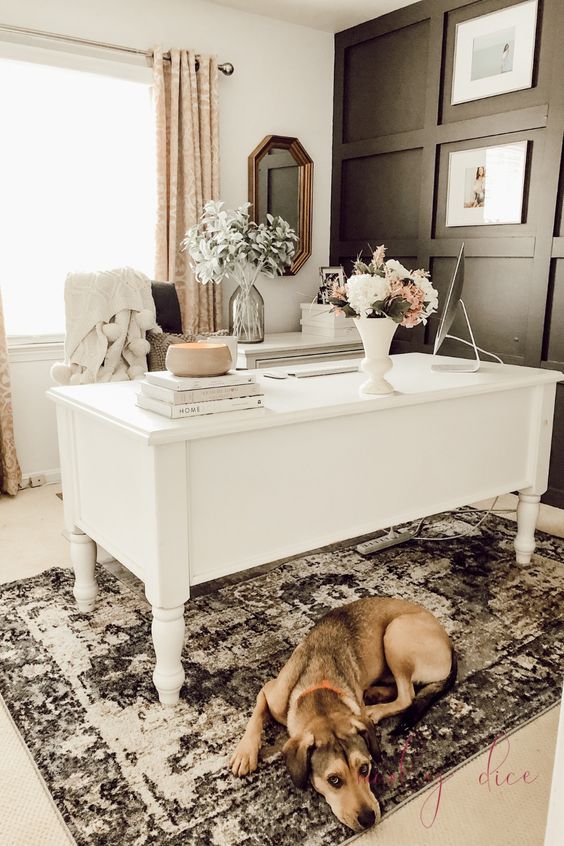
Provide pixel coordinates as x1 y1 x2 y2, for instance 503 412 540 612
51 268 161 385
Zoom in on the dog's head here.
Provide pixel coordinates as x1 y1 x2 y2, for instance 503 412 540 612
282 714 380 832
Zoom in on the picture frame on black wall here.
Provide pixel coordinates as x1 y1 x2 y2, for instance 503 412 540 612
446 140 528 227
451 0 538 105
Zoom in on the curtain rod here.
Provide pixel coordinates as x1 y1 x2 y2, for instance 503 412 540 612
0 22 235 75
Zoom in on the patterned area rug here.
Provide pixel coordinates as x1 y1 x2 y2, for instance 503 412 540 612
0 511 562 846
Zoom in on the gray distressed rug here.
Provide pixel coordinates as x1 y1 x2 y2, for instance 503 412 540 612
0 510 563 846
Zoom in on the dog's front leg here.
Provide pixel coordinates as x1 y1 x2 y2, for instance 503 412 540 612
229 680 275 776
365 677 414 725
230 644 304 777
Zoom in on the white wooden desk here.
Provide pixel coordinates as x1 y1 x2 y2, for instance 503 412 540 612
48 354 562 704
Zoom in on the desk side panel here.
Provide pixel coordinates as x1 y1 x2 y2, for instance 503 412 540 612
524 383 558 494
67 413 189 604
187 388 535 583
72 415 153 580
55 405 80 535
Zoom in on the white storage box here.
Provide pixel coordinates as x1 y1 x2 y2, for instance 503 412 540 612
299 303 361 340
299 320 361 339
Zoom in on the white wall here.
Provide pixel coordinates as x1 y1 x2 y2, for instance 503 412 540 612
8 346 63 482
1 0 334 477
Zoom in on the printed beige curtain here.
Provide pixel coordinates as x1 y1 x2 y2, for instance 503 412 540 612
0 287 21 496
153 48 222 334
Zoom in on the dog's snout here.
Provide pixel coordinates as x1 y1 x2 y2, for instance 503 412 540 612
357 809 376 830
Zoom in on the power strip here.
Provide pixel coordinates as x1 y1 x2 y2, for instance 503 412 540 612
356 527 419 556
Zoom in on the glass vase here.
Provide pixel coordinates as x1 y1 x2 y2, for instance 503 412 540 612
228 264 265 343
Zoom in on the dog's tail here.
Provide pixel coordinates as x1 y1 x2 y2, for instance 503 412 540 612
397 647 458 730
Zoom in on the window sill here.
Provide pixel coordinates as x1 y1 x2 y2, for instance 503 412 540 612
8 334 64 346
7 337 64 363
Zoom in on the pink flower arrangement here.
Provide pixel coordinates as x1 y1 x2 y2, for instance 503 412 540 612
329 246 438 327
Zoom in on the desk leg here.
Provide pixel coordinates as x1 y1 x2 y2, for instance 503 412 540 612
70 529 98 612
514 492 540 564
151 605 185 705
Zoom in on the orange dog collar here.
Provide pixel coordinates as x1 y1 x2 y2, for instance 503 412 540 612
296 679 347 703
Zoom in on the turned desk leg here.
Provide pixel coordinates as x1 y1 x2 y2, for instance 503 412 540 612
151 605 185 705
70 529 98 612
514 492 541 565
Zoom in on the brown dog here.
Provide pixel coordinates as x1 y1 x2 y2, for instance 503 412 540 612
229 596 456 832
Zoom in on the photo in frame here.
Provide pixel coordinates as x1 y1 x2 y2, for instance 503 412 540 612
317 266 345 304
451 0 538 105
446 140 528 227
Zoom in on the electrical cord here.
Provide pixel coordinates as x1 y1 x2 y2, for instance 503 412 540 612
402 497 509 542
447 334 504 364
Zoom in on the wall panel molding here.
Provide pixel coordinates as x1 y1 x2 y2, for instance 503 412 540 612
335 106 548 162
332 0 564 500
436 105 548 143
335 130 426 159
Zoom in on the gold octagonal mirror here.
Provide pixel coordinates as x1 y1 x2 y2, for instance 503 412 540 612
248 135 313 275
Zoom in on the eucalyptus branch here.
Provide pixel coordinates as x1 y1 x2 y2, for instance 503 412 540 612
181 201 298 285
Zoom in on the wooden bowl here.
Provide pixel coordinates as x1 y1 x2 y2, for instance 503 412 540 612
165 342 232 378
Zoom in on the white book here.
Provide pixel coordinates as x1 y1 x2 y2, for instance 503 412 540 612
136 392 265 419
140 380 263 405
144 370 256 391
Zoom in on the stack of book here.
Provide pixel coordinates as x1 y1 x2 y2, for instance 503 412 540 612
136 371 264 419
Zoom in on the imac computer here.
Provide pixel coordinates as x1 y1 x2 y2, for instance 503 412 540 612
431 244 502 373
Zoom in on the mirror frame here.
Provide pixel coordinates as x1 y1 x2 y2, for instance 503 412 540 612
248 135 313 275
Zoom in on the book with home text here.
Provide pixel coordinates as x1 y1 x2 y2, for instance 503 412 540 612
136 392 264 419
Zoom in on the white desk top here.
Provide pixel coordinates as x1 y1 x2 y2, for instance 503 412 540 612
48 354 563 446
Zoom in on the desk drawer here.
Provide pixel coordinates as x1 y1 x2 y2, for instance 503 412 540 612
255 349 362 368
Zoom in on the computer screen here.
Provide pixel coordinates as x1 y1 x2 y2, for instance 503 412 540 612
433 243 464 356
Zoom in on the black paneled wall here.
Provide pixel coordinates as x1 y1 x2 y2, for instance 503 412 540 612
331 0 564 506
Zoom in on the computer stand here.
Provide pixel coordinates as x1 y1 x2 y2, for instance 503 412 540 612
431 299 480 373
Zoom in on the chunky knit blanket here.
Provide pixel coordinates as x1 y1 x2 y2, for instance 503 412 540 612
51 268 161 385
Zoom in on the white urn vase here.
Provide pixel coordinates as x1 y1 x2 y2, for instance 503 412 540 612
353 316 398 396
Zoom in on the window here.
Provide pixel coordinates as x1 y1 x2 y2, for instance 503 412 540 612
0 52 156 339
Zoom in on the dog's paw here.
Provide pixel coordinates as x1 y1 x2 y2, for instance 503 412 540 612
366 704 386 725
229 739 259 777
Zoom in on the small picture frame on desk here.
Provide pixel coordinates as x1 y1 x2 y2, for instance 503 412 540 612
317 266 345 304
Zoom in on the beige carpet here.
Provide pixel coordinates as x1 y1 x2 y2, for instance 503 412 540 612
0 485 561 846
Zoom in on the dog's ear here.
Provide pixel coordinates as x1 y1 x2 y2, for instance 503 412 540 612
353 716 379 759
282 732 315 789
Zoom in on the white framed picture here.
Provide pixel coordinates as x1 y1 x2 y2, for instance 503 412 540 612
451 0 538 105
446 140 528 227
